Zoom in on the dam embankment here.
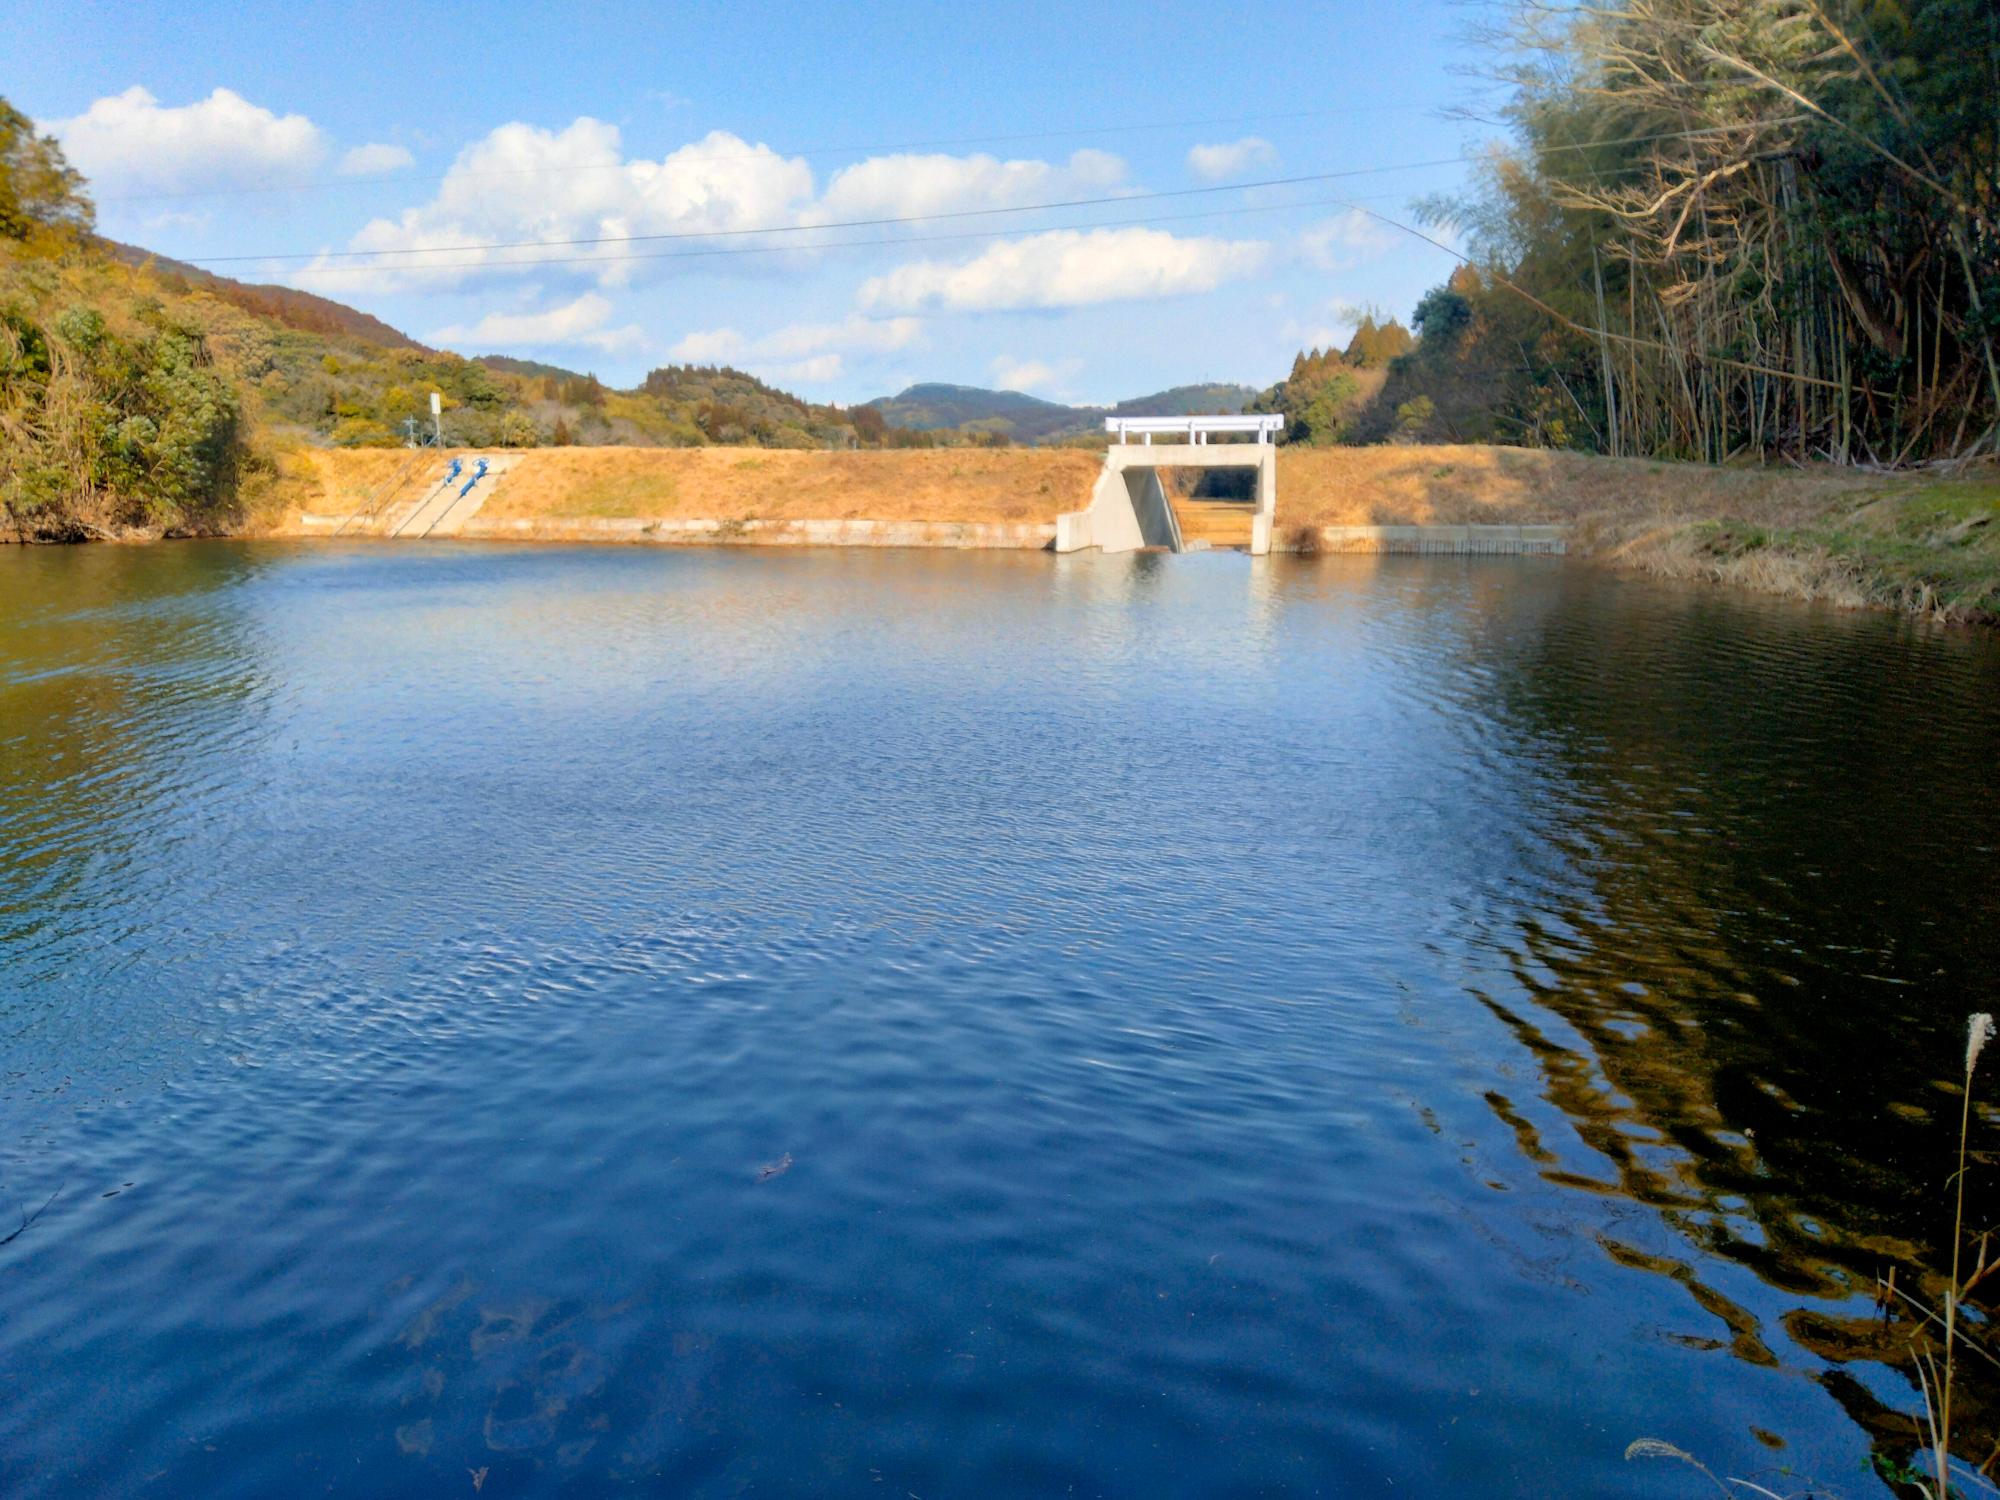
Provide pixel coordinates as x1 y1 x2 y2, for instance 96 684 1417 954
253 441 1996 621
266 441 1878 547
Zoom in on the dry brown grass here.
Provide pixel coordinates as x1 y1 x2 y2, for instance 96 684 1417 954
270 446 1102 529
491 447 1102 523
1270 445 2000 620
1272 444 1883 536
251 444 445 532
259 440 1998 623
1635 532 1874 611
276 441 1885 540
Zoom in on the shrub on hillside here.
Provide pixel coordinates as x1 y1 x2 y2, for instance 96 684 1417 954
1 295 244 537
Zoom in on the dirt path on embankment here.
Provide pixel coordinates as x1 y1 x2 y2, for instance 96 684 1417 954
253 442 1999 623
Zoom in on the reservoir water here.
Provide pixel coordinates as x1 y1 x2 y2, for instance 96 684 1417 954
2 541 1998 1497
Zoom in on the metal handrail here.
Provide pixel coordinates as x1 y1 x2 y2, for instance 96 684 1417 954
1105 414 1284 446
417 459 490 538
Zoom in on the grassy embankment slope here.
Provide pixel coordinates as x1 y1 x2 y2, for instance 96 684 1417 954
271 443 2000 621
1276 447 2000 621
263 446 1106 532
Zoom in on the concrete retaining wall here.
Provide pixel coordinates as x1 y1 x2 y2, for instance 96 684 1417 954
297 513 1565 556
1283 524 1568 555
292 514 1058 550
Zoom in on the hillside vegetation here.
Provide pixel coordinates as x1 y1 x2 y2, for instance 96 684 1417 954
102 241 430 351
0 95 1019 540
6 80 1999 623
863 381 1259 444
1248 316 1410 446
0 214 913 539
1373 0 2000 466
0 96 1264 543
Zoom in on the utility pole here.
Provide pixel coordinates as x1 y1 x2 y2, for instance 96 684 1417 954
430 391 443 448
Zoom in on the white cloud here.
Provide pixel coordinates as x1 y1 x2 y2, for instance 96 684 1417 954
1296 210 1399 271
50 86 328 195
668 316 920 385
667 327 748 362
142 209 212 235
290 118 1142 298
1187 137 1277 182
816 148 1125 220
989 355 1081 394
764 354 844 385
295 121 818 294
859 227 1271 312
428 293 645 354
1279 318 1353 352
338 143 415 177
760 315 921 359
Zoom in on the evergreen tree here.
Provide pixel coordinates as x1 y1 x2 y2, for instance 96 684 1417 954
0 97 93 240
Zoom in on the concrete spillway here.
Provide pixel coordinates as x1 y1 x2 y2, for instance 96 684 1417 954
1054 441 1276 556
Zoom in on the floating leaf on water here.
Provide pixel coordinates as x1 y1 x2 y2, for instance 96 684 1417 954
757 1153 794 1182
1625 1437 1695 1463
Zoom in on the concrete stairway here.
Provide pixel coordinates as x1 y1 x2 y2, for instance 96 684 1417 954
1170 498 1256 551
382 456 519 538
388 476 468 537
379 475 459 536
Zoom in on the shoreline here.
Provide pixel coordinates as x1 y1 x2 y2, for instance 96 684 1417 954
9 442 1994 626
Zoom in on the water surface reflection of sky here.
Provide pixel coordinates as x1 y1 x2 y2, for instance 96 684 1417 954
1 542 1996 1496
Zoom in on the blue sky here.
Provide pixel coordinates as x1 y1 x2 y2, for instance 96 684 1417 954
7 0 1499 404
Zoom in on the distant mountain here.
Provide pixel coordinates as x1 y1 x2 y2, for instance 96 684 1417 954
862 381 1261 443
1110 383 1259 418
862 383 1081 440
101 240 431 352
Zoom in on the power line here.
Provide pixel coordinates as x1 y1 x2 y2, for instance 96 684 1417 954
94 104 1425 205
267 190 1427 278
1328 196 1877 395
189 162 1466 267
185 120 1800 272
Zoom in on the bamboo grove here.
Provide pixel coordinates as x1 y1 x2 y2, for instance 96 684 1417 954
1396 0 2000 465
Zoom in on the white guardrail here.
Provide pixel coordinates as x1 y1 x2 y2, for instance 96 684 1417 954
1105 414 1284 445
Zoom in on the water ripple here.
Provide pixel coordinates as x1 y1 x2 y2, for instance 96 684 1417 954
1 543 1997 1496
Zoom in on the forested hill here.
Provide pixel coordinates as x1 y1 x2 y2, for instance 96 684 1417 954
9 89 1153 540
862 384 1079 440
1110 383 1262 419
101 240 431 352
863 381 1261 442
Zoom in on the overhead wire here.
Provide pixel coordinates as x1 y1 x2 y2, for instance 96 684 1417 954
143 109 1860 392
181 118 1812 271
247 189 1420 277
